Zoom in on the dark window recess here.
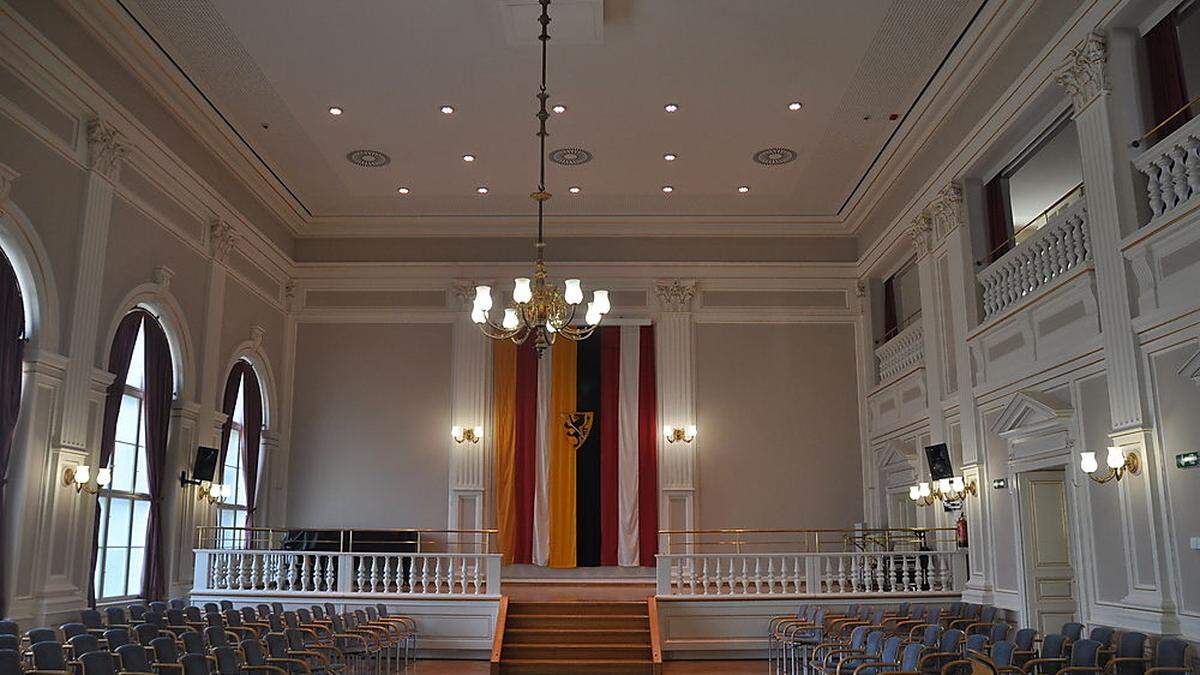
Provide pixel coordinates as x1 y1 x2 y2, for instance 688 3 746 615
984 174 1012 264
1142 2 1199 143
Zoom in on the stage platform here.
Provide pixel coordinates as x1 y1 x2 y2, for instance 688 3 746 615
500 564 656 601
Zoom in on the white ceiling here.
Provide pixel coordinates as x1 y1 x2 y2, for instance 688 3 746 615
120 0 983 235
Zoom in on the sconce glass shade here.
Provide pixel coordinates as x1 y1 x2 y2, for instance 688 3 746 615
96 467 112 487
938 478 952 494
219 483 233 499
502 308 520 330
451 426 463 441
918 482 931 497
471 306 487 324
663 425 673 439
472 426 484 440
1106 446 1125 470
909 485 920 501
1080 451 1099 474
685 425 697 441
473 285 493 312
592 290 611 314
513 278 533 304
585 302 601 326
564 279 583 305
950 475 964 493
73 465 91 485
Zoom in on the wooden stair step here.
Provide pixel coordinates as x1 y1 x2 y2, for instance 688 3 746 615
502 642 650 660
504 627 650 644
499 658 654 674
505 613 649 629
507 601 649 616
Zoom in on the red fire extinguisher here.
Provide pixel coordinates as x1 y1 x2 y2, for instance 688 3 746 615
956 513 969 548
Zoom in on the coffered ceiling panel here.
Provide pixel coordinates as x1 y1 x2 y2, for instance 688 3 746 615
119 0 984 234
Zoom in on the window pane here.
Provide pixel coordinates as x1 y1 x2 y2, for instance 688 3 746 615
1006 120 1082 230
111 443 136 493
105 498 131 548
1179 2 1200 102
223 465 238 495
134 445 149 496
101 547 127 599
116 395 140 444
234 510 247 530
130 500 150 547
126 547 144 597
232 374 245 426
126 319 146 392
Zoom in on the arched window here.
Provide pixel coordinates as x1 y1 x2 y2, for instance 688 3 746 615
92 309 174 602
217 361 263 547
0 249 25 619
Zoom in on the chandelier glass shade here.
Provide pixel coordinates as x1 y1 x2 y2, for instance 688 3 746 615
469 0 610 355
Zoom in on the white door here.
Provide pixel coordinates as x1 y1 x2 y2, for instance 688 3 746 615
1017 469 1077 634
887 491 917 529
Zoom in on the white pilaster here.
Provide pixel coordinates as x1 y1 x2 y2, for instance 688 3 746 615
58 119 126 450
655 280 697 552
910 216 946 446
196 218 236 445
165 401 201 598
447 283 490 548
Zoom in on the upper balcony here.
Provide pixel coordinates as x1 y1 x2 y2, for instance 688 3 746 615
1133 100 1200 231
875 321 924 385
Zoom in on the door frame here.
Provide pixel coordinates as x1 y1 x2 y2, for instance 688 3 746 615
1013 464 1081 632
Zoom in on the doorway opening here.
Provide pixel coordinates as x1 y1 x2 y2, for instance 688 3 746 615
1016 468 1078 633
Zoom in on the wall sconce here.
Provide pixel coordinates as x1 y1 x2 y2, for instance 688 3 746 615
1080 446 1139 484
663 425 696 444
452 426 483 444
909 476 977 507
194 481 231 505
63 465 111 495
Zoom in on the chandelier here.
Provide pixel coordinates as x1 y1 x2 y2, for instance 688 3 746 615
470 0 610 356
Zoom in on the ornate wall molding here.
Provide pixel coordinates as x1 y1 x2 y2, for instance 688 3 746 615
0 163 17 219
655 279 697 312
208 217 238 262
908 214 933 257
85 118 128 180
927 183 965 241
1054 32 1108 111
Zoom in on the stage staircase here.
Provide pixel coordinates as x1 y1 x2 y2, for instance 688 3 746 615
494 600 658 673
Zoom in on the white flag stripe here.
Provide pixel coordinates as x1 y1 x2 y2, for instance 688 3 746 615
532 349 552 566
617 326 641 566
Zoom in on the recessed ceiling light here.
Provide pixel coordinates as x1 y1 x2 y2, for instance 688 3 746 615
661 185 674 193
568 186 581 194
552 104 567 114
476 186 489 194
663 153 677 161
397 186 411 194
440 105 455 114
788 101 803 111
462 154 476 162
738 185 750 193
328 106 343 116
664 103 679 113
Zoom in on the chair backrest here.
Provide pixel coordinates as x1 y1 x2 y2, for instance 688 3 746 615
184 606 203 623
127 605 147 620
1155 638 1189 669
330 614 347 633
919 624 941 647
1112 632 1148 675
218 600 233 611
265 633 288 659
963 604 981 619
102 628 130 649
365 606 379 621
144 611 166 628
151 635 180 664
879 635 903 665
59 622 87 639
296 608 313 623
285 628 307 651
869 607 886 625
1014 628 1038 651
1071 639 1102 667
167 609 187 626
811 608 827 626
895 602 910 617
271 602 284 614
213 646 240 675
204 625 229 648
0 621 16 636
283 611 300 629
1061 622 1084 642
847 626 870 651
939 628 964 652
0 649 21 675
68 633 101 657
180 653 210 675
979 606 998 623
863 630 885 657
148 602 168 614
117 642 154 672
991 640 1016 667
926 607 942 625
80 649 118 675
169 599 186 610
947 602 964 616
0 636 15 651
1089 625 1115 647
311 606 327 621
241 639 269 666
79 610 103 629
223 609 243 627
374 603 390 618
256 604 271 617
899 643 924 671
205 613 224 629
988 622 1010 643
133 623 159 645
26 627 57 644
323 602 336 617
964 633 989 654
1042 633 1067 659
180 631 206 656
202 603 219 615
268 613 284 632
105 607 127 626
32 641 68 670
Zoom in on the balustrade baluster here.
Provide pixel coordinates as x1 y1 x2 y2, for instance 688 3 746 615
1171 146 1189 207
419 557 429 593
1185 137 1200 200
473 556 482 594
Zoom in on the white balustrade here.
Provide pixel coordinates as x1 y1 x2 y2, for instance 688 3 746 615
1134 115 1200 224
874 322 925 384
655 550 966 597
194 549 501 597
977 199 1091 320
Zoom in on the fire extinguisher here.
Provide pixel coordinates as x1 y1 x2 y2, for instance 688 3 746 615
956 512 969 548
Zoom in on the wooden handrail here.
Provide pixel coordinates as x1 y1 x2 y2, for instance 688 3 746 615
647 595 663 669
1131 94 1200 148
490 595 509 671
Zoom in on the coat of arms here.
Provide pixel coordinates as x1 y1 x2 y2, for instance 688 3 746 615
561 412 594 449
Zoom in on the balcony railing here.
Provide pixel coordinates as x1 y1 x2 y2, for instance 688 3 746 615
1134 113 1200 226
977 199 1091 320
875 321 924 384
659 527 955 555
655 549 966 597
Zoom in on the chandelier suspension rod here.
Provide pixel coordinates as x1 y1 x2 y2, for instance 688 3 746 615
535 0 551 255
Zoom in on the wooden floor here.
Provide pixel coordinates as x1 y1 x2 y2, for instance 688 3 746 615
403 661 764 673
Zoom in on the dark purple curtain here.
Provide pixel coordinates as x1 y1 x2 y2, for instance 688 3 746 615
88 311 143 607
140 316 173 601
984 175 1011 264
0 255 25 619
1145 13 1191 140
882 276 898 340
217 363 246 470
240 367 263 531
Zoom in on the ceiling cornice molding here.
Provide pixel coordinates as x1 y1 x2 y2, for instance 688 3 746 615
63 0 309 233
854 0 1121 277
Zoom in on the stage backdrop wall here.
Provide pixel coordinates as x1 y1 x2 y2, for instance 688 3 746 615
286 323 451 528
696 323 864 530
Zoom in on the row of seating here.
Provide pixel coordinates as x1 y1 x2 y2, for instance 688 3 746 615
767 602 1192 675
0 599 417 674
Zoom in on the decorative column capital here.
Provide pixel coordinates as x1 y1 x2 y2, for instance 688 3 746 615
655 279 696 312
450 280 482 311
283 278 298 312
248 324 265 349
153 265 174 290
908 214 933 257
926 182 965 240
1054 32 1108 111
208 217 239 262
86 118 128 179
0 163 18 219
